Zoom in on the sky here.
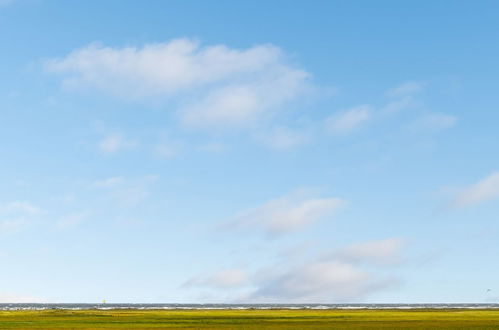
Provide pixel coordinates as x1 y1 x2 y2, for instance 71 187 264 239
0 0 498 304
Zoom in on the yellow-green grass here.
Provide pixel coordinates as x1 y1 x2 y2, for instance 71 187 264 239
0 309 498 329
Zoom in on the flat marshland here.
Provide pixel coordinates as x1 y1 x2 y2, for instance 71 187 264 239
0 309 498 329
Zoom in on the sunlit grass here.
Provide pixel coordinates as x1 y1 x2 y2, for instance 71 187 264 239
0 309 497 329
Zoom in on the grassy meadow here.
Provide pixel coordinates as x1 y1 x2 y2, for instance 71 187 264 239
0 309 497 329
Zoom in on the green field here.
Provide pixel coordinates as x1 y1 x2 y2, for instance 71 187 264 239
0 309 497 329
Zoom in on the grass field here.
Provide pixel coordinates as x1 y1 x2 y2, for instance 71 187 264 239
0 309 497 329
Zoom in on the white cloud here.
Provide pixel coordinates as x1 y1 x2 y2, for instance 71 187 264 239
186 238 404 302
385 81 423 98
250 260 383 302
46 40 281 95
46 39 311 128
256 126 310 150
250 238 404 302
451 172 499 208
325 105 372 135
411 113 457 131
334 238 406 266
225 192 345 235
97 133 138 153
381 81 423 114
179 69 309 128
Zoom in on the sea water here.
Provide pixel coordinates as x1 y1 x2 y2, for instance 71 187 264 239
0 303 498 310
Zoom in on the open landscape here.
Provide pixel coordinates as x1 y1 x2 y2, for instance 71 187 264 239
2 1 499 329
0 309 498 329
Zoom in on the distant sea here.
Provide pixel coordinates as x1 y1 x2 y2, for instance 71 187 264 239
1 303 498 310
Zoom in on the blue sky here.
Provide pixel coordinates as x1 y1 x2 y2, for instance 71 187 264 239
1 0 498 303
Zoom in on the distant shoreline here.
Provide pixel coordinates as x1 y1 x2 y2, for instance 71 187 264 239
1 303 498 311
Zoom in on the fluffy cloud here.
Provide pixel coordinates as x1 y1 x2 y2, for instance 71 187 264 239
180 70 308 128
325 105 372 135
46 40 282 95
186 238 404 302
225 192 344 235
323 81 457 138
323 81 425 137
46 39 311 128
249 260 389 302
381 81 423 114
249 238 403 302
451 172 499 208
